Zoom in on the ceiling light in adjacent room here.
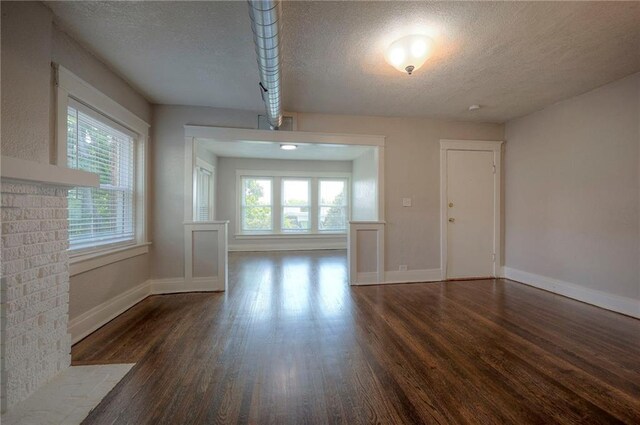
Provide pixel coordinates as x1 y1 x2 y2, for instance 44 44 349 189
385 34 433 75
280 144 298 150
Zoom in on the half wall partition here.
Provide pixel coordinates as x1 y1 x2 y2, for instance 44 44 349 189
184 125 386 287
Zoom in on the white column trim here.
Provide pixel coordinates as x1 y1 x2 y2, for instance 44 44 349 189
348 221 386 285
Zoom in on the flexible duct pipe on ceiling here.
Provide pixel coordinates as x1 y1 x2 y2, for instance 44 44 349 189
248 0 283 130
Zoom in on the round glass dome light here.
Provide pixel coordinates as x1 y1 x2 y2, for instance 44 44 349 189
384 34 434 75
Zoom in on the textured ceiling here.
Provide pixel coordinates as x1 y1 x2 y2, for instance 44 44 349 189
46 1 640 123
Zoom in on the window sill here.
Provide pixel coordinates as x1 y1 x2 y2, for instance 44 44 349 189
235 233 346 240
69 242 151 276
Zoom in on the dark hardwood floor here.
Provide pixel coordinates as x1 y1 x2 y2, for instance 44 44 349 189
73 250 640 424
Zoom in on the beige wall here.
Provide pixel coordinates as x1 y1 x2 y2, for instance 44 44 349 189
0 1 153 321
151 105 503 277
151 105 259 278
296 113 504 272
505 72 640 300
1 1 53 163
69 254 150 319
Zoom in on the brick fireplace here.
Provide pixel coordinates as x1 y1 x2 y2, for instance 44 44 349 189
1 181 71 411
0 157 98 412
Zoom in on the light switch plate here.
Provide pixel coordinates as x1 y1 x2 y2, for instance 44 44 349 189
402 198 412 207
399 265 408 271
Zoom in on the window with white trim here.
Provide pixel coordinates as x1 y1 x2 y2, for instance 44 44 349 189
282 179 310 232
66 99 136 251
237 172 349 235
195 167 212 221
241 177 273 232
319 179 348 231
194 160 215 222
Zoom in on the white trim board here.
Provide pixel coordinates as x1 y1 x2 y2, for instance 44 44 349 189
229 242 346 252
504 267 640 319
56 65 150 132
235 233 346 240
385 269 443 284
71 265 438 344
183 221 228 292
151 277 223 294
185 125 386 147
1 156 99 188
353 269 443 286
55 64 150 248
348 221 385 285
70 243 149 276
69 280 151 344
70 267 640 345
69 278 226 343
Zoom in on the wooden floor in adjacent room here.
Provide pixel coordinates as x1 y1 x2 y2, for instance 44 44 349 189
73 250 640 424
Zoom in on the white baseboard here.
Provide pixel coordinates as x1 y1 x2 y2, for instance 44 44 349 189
69 280 151 344
504 267 640 319
229 242 346 252
353 269 443 286
69 276 227 344
150 277 224 293
354 272 379 285
384 268 442 284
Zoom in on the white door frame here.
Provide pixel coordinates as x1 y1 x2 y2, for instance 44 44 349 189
440 140 504 280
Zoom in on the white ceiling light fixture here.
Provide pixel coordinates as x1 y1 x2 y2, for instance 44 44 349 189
280 144 298 151
468 104 481 111
385 34 434 75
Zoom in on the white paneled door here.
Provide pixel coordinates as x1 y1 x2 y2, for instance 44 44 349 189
446 150 496 279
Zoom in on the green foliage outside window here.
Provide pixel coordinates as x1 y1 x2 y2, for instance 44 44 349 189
320 190 346 230
67 107 133 247
241 177 347 233
243 178 271 230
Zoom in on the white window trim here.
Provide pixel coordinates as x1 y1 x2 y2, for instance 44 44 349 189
55 64 150 271
193 158 215 221
235 170 351 236
318 177 350 232
69 243 150 276
240 176 274 232
281 177 311 232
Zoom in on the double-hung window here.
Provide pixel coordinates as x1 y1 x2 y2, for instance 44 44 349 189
66 99 136 251
195 167 212 221
237 172 349 235
282 179 311 232
319 179 348 232
241 177 273 232
194 160 215 221
56 65 148 275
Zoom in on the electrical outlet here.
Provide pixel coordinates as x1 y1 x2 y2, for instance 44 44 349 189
399 265 408 271
402 198 412 207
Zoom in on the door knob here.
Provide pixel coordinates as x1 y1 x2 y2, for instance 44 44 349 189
448 218 455 223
